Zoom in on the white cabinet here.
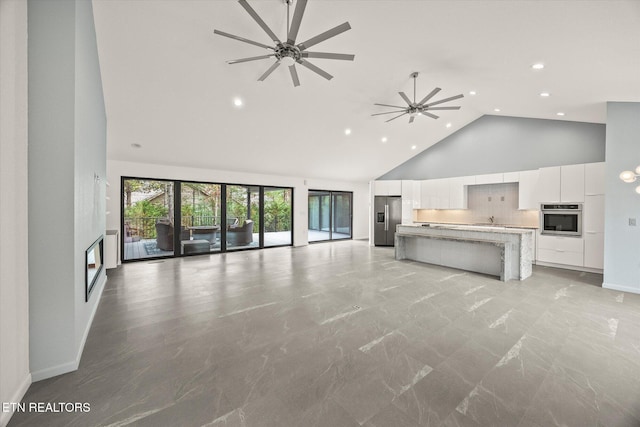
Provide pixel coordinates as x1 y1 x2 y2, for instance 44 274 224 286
537 166 561 203
412 181 422 209
583 194 604 269
475 173 504 185
585 162 605 195
560 164 585 202
537 234 584 267
584 232 604 269
420 180 437 209
449 176 475 209
518 169 540 210
401 181 414 224
105 229 119 269
435 179 450 209
537 165 585 203
503 171 520 183
374 180 401 196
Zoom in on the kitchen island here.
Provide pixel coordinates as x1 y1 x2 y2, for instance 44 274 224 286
395 224 535 281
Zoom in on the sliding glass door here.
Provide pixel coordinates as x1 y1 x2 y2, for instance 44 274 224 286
122 178 175 261
226 185 260 251
264 187 292 247
122 177 294 261
308 190 352 242
180 182 222 255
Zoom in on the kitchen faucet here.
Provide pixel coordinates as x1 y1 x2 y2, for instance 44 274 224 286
489 216 495 224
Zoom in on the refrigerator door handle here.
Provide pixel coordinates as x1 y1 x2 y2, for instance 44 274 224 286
384 204 389 231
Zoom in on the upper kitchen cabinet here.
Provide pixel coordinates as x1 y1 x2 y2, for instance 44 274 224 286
449 176 475 209
374 180 402 196
518 169 540 210
475 173 504 185
537 164 585 203
560 164 585 202
420 180 437 209
585 162 605 195
537 166 561 203
503 172 520 183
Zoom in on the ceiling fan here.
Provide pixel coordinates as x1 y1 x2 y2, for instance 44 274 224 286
214 0 355 87
373 72 464 123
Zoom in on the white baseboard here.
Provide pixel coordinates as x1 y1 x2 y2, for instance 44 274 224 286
603 282 640 295
535 261 603 275
0 373 32 427
31 274 107 382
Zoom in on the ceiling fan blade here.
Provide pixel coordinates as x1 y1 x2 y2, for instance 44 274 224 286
421 111 439 119
426 94 464 107
409 116 415 124
301 52 355 61
297 59 333 80
418 87 441 106
238 0 281 44
214 29 274 50
257 61 281 81
227 54 275 64
374 103 407 109
425 106 461 110
287 0 307 44
297 22 351 51
398 92 412 106
386 112 408 123
289 64 300 87
371 110 407 116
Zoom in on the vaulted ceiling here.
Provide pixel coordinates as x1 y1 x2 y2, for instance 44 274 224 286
93 0 640 182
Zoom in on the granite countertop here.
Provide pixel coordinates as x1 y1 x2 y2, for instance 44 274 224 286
401 223 535 235
413 222 538 230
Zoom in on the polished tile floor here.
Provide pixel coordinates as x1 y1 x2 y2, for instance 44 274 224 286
10 241 640 427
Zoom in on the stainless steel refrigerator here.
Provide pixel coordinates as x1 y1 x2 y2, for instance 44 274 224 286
374 196 402 246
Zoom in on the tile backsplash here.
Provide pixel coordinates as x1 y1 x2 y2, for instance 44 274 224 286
415 183 539 227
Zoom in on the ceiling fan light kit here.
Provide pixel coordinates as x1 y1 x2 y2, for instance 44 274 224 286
214 0 355 87
373 72 464 124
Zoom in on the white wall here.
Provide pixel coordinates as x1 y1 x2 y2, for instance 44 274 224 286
0 0 31 425
603 102 640 294
106 160 369 257
28 0 107 381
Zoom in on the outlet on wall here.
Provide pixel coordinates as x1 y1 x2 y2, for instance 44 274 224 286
629 218 637 226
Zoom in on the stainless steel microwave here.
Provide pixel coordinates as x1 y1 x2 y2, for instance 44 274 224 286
540 203 582 237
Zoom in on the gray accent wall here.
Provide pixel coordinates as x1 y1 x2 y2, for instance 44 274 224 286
378 115 606 180
28 0 107 381
603 102 640 294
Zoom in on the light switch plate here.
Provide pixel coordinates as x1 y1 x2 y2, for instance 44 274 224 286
630 218 637 226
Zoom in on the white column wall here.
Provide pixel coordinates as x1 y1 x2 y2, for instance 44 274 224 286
0 0 31 425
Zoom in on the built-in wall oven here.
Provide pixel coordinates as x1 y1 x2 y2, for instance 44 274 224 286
540 203 582 237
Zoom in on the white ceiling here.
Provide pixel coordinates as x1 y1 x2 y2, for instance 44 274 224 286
93 0 640 182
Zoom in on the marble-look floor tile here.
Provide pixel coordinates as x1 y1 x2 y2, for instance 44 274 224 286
11 242 640 427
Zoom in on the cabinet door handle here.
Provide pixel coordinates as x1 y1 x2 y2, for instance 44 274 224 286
556 249 565 252
586 231 597 234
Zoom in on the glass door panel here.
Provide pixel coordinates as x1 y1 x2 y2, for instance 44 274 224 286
264 187 292 247
180 182 222 255
226 185 259 250
123 178 175 260
332 192 352 240
308 190 331 242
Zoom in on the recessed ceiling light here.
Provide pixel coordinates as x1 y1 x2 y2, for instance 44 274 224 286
532 63 544 70
131 143 142 149
540 92 550 97
494 108 501 112
411 145 417 150
344 128 351 136
381 137 388 143
469 91 477 96
446 123 452 128
233 97 243 107
557 112 565 116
